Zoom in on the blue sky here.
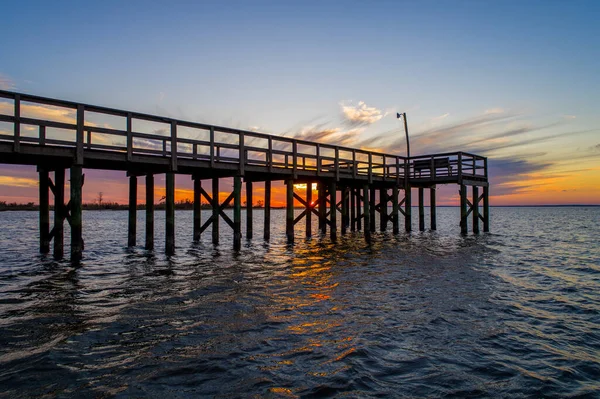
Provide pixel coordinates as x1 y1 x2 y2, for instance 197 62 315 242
1 0 599 204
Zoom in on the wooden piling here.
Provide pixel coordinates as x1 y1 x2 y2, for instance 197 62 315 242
369 187 376 233
145 174 154 250
483 186 490 232
39 168 50 253
70 165 83 262
165 172 175 254
405 186 412 232
193 177 201 241
318 182 326 234
212 178 219 245
330 181 337 241
128 175 137 247
379 188 387 231
341 187 347 235
418 187 425 231
473 186 480 234
430 186 437 230
286 179 294 243
306 183 312 237
392 186 399 234
460 184 468 235
246 181 253 239
234 176 242 249
53 168 65 260
264 180 271 240
350 187 356 232
356 189 362 231
363 185 371 243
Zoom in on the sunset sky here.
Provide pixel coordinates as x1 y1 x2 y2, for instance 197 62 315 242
1 1 599 206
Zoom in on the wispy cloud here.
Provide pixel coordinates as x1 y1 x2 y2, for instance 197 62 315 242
340 101 384 126
0 176 38 188
0 73 15 90
433 113 450 120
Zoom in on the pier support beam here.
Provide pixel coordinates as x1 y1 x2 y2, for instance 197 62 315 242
306 184 312 237
286 179 294 243
379 188 387 231
473 186 480 234
246 181 253 239
483 186 490 232
418 187 425 231
350 187 356 232
145 174 154 250
264 181 271 240
369 187 376 233
318 182 326 234
39 168 50 254
430 186 437 230
341 187 347 235
128 175 137 247
392 186 399 234
70 165 83 262
234 176 242 250
53 168 65 260
212 178 219 245
165 172 175 255
363 185 371 243
356 189 362 231
330 181 337 241
405 186 412 232
193 177 201 242
460 184 468 235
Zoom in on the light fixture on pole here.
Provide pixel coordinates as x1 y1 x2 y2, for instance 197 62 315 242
396 112 410 159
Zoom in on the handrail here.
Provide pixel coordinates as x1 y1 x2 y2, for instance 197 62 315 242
0 89 488 180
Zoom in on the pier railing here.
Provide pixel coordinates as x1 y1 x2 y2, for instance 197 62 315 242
0 90 487 182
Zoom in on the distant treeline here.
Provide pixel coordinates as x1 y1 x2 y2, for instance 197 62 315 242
0 200 268 211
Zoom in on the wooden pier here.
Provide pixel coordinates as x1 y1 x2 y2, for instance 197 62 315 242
0 90 490 261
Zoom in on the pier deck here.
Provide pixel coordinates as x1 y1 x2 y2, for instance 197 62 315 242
0 90 490 261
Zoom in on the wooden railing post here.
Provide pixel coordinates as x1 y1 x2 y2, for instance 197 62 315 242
335 147 339 181
13 94 20 152
368 153 373 183
170 121 177 171
126 113 133 161
75 104 84 165
239 131 245 176
209 126 215 168
268 136 273 174
316 144 321 176
292 140 298 179
458 152 463 183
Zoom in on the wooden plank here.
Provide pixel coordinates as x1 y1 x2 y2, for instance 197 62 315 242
483 186 490 232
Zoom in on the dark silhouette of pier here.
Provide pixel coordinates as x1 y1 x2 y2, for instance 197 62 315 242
0 90 489 262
